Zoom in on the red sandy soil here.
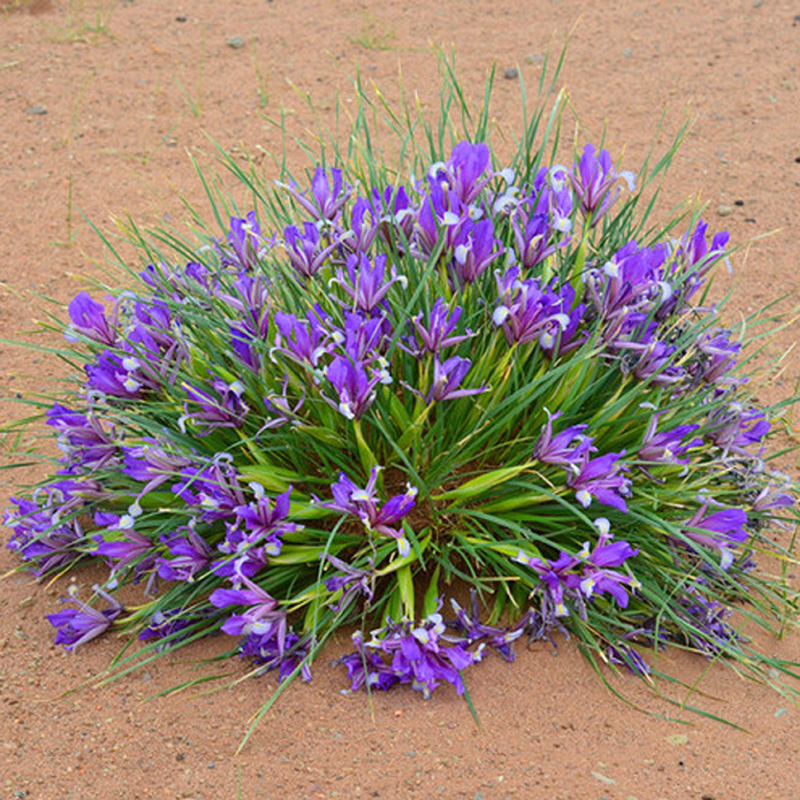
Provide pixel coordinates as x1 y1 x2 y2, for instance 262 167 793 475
2 1 800 798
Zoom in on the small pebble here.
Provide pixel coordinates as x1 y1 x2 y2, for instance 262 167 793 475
592 771 617 785
227 36 245 49
25 105 47 116
666 733 688 745
774 707 788 718
503 67 519 80
734 199 744 206
175 15 187 22
717 205 734 217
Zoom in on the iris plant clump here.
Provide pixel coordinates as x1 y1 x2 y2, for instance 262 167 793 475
3 61 798 727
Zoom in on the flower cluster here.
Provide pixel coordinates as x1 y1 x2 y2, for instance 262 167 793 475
3 68 795 716
515 518 640 618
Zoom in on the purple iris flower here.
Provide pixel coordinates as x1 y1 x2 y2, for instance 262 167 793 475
338 612 483 698
414 180 464 258
218 211 267 271
4 495 85 576
324 354 390 420
180 379 249 433
156 524 213 582
508 166 573 268
286 166 350 223
693 330 742 386
751 476 795 513
569 143 635 224
616 340 686 387
331 253 407 313
337 311 388 362
214 486 299 581
217 271 271 336
139 260 215 304
340 197 379 256
427 356 486 403
138 609 203 649
639 414 702 465
450 219 504 286
511 209 556 270
449 593 525 661
568 450 631 513
533 410 595 468
85 351 148 397
706 403 769 458
323 554 374 613
657 220 730 318
284 222 336 279
47 584 123 651
539 284 585 359
319 466 418 557
514 550 579 617
122 442 197 512
409 298 473 356
210 576 310 680
576 518 640 608
124 309 187 384
209 576 282 636
437 141 493 205
241 628 312 682
371 184 415 251
93 511 158 590
679 220 731 273
230 324 260 372
325 467 379 515
272 306 337 370
585 242 669 324
211 488 302 585
606 642 651 676
172 455 247 522
66 292 119 346
667 219 731 288
493 268 581 350
676 587 740 656
236 485 294 542
336 631 401 693
680 502 749 570
46 403 118 472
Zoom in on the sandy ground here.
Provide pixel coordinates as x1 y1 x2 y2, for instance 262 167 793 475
2 1 800 798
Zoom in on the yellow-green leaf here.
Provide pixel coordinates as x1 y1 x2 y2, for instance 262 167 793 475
396 563 415 618
432 462 535 502
238 464 300 493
